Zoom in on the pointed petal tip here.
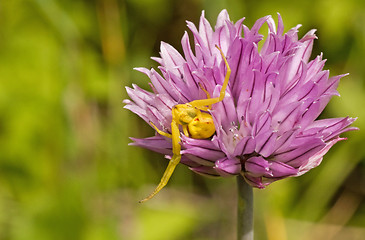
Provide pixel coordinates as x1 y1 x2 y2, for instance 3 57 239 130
346 126 359 132
128 142 137 146
349 116 358 121
151 56 162 63
122 99 131 105
344 116 358 127
308 29 318 36
186 20 193 26
134 67 151 75
219 9 229 17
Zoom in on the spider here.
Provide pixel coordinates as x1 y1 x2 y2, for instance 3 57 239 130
139 46 231 203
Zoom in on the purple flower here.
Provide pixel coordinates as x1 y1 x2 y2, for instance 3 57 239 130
124 10 357 189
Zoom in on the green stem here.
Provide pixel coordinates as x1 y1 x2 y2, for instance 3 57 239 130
237 174 254 240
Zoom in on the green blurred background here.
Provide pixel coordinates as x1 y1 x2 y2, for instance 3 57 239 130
0 0 364 239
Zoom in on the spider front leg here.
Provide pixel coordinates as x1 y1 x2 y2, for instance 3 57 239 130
150 122 172 138
190 45 231 109
139 119 182 203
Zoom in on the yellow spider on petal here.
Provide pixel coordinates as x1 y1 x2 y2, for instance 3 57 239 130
139 46 231 203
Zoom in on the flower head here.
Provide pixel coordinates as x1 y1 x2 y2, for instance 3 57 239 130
124 10 357 189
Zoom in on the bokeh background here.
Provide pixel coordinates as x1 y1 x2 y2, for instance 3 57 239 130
0 0 364 239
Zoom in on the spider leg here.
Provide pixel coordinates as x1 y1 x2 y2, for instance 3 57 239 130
189 45 231 109
150 122 172 138
182 125 189 136
198 82 211 99
139 117 182 203
198 82 212 110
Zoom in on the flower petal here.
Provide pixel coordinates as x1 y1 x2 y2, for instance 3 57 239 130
298 137 345 175
214 157 241 177
273 138 326 167
130 136 172 155
245 156 271 177
190 166 220 177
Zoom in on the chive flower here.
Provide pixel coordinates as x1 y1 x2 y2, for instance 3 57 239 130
124 9 357 191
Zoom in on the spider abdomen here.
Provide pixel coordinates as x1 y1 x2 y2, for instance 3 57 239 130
188 112 215 139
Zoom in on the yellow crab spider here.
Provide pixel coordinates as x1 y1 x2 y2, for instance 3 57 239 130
139 45 231 203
